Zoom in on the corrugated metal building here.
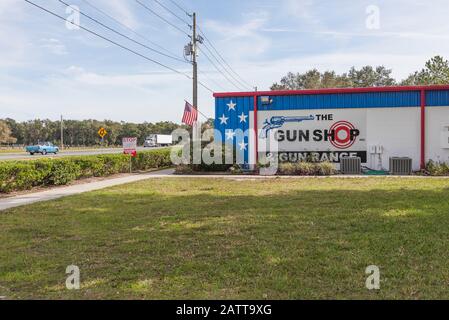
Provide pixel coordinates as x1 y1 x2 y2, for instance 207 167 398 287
213 85 449 171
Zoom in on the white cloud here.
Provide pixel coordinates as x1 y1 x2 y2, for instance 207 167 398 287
40 38 68 55
93 0 139 29
260 28 449 41
205 11 269 41
0 0 29 68
61 66 190 88
282 0 322 25
203 11 272 60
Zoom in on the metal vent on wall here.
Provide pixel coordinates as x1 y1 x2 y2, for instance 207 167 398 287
340 157 362 175
389 157 412 175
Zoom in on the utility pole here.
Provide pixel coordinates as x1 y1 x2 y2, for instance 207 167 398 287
184 12 202 141
192 12 198 115
191 12 200 141
60 115 64 151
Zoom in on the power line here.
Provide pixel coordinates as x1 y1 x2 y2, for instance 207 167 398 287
167 0 191 17
170 3 254 91
198 46 245 91
80 0 184 60
150 0 191 26
192 103 211 121
200 40 252 90
198 25 255 89
135 0 190 37
58 0 188 63
149 1 247 90
133 0 248 93
198 67 228 92
24 0 214 94
197 46 246 91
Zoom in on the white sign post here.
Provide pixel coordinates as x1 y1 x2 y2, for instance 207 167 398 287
123 137 138 173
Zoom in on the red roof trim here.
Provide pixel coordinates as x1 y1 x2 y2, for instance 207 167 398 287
213 85 449 98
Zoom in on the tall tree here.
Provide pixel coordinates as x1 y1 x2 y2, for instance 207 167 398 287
0 118 185 146
0 120 17 144
401 56 449 85
348 66 396 87
271 66 395 90
4 118 24 144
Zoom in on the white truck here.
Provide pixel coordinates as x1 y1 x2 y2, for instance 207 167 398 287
144 134 173 148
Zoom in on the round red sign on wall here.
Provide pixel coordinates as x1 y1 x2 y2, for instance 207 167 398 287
329 121 357 149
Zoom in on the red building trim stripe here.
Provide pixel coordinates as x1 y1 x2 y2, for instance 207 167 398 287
253 95 258 163
213 85 449 98
420 90 426 170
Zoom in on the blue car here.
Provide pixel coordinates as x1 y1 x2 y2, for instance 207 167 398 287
26 142 59 155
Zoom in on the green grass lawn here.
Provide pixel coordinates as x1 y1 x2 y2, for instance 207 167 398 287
1 177 449 299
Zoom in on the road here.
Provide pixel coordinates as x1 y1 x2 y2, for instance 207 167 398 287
0 147 160 161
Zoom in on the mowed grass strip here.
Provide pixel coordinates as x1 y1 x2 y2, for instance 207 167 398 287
0 178 449 299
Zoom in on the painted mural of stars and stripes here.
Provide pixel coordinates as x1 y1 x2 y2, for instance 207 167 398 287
215 98 252 165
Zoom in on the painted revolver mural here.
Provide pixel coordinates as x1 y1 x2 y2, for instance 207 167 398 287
260 115 315 138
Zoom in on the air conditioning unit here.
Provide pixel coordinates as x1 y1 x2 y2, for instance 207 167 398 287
389 157 412 175
340 157 362 175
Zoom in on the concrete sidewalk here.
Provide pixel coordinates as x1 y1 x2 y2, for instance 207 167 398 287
0 169 175 211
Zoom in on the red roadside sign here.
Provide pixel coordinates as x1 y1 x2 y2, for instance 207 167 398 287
123 137 137 157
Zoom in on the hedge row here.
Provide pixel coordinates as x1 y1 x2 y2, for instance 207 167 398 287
175 161 337 176
277 161 336 176
0 149 172 193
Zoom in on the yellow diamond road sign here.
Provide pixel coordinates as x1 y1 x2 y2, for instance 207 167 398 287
98 127 107 139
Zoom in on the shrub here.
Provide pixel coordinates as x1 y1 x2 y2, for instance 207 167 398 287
426 160 449 176
0 162 36 192
316 161 336 176
277 161 336 176
175 143 234 173
45 159 81 185
278 163 297 175
228 164 243 175
0 148 173 193
72 156 106 178
99 154 130 175
296 162 316 176
133 149 172 171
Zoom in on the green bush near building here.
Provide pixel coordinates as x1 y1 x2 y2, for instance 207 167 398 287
278 161 337 176
426 160 449 176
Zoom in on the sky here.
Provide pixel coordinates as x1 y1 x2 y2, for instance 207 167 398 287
1 0 449 123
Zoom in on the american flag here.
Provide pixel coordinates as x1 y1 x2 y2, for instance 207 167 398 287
182 101 198 126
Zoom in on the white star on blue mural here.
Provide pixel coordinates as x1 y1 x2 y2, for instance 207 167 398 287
219 114 229 125
227 100 237 111
238 112 248 123
225 129 236 140
238 141 248 151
